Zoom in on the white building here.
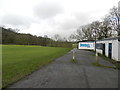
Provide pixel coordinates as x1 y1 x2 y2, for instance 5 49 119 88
78 40 94 50
96 36 120 61
78 37 120 61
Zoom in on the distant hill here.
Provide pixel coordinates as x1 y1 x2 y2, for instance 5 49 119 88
0 27 72 47
1 27 52 46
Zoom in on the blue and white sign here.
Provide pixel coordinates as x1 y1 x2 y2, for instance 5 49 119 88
111 17 118 21
78 42 94 50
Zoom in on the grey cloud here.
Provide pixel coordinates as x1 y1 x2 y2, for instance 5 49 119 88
33 1 63 19
58 13 89 30
0 14 32 29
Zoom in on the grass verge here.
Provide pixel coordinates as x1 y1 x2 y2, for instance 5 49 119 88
90 50 120 69
72 59 76 64
92 62 116 69
97 53 120 69
2 45 72 88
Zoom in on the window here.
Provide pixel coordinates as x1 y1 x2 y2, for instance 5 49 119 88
96 43 104 50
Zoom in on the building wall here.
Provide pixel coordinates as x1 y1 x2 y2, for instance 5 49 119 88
112 40 118 61
78 39 119 61
96 40 109 56
96 39 119 61
105 42 108 57
118 41 120 61
96 49 102 54
96 41 103 54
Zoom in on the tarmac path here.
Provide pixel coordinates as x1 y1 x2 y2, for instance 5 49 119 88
9 49 118 88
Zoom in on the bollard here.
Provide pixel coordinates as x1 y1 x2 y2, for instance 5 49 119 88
73 51 75 59
72 50 76 63
96 52 99 63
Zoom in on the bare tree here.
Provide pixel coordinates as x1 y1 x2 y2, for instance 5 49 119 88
7 28 20 33
81 24 94 40
68 33 77 42
109 6 120 36
62 37 67 42
100 16 113 38
70 6 120 41
75 27 84 41
91 21 102 40
69 24 95 41
75 24 96 40
53 34 62 41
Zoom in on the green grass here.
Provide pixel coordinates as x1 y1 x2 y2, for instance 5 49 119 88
90 50 120 69
72 59 76 64
72 44 77 48
0 45 2 89
92 62 115 69
96 53 120 69
116 63 120 69
2 45 71 88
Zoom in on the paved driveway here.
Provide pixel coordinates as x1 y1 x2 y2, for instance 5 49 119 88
9 49 118 88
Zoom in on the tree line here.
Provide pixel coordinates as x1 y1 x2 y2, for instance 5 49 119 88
0 27 72 48
69 6 120 41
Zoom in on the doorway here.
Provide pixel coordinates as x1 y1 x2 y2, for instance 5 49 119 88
102 44 105 55
108 43 112 59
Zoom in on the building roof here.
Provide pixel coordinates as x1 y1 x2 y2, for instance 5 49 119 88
97 36 120 41
77 36 120 43
78 40 94 43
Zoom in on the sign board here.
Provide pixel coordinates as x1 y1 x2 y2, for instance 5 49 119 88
78 42 94 50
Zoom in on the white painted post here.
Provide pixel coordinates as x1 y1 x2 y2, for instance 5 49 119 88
73 50 75 60
96 52 99 63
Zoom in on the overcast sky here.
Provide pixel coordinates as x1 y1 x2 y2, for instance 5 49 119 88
0 0 119 38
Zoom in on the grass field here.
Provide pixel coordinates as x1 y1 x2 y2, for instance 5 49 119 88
2 45 71 88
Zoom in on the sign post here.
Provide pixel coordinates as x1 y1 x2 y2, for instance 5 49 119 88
72 49 76 63
73 50 75 60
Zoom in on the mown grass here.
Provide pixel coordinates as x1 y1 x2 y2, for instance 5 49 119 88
2 45 71 88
